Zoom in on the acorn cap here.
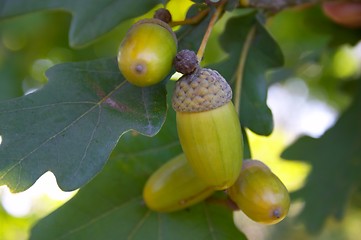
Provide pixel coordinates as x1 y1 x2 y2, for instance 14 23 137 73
172 68 232 112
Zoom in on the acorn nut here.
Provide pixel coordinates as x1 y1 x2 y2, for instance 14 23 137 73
143 154 215 212
172 67 243 190
117 18 177 87
227 159 290 224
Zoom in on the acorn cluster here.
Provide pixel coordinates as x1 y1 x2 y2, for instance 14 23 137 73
117 8 290 225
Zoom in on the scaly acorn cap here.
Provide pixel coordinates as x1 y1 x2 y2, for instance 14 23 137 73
172 67 232 112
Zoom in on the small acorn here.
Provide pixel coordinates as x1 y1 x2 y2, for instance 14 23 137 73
227 159 290 224
172 59 243 190
143 154 215 212
117 18 177 87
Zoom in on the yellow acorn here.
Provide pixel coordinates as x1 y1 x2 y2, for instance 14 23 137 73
172 66 243 190
117 18 177 87
143 154 215 212
227 159 290 224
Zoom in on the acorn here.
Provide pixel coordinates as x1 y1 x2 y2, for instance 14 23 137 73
117 18 177 87
143 154 215 212
172 65 243 190
227 159 290 224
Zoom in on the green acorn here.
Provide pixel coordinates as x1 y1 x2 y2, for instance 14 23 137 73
172 66 243 190
143 154 215 212
117 18 177 87
228 159 290 224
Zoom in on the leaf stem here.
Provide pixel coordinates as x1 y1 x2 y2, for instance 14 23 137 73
170 8 210 27
196 1 226 62
234 26 256 115
205 195 240 211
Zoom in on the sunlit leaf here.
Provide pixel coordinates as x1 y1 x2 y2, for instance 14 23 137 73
0 58 167 192
0 0 162 47
282 80 361 232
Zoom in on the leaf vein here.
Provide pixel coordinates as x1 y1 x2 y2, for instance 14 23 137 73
127 209 152 240
113 141 180 158
72 105 102 178
141 88 153 135
0 101 96 114
204 205 217 240
56 196 143 239
0 81 126 182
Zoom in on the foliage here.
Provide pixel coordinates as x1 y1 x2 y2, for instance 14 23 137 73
0 0 361 239
0 58 167 192
30 102 246 240
282 80 361 233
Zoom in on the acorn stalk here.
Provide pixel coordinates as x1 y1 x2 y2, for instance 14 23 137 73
172 67 243 190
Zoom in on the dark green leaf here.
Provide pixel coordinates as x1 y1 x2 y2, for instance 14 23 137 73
0 60 24 101
0 57 167 192
241 128 251 159
210 12 284 135
30 104 246 240
281 80 361 233
0 0 161 47
176 3 212 52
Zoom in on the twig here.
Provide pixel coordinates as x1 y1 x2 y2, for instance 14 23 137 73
170 8 210 27
242 0 319 12
196 0 226 62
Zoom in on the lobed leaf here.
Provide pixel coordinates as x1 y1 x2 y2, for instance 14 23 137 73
281 80 361 232
210 12 284 136
0 58 167 192
30 106 246 240
0 0 162 47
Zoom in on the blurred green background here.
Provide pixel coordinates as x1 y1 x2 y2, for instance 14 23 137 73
1 0 361 239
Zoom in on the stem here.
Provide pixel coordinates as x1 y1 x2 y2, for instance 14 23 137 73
170 8 210 27
205 195 240 211
196 1 226 62
234 26 256 115
244 0 319 11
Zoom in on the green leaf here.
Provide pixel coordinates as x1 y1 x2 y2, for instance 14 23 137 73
0 57 167 192
0 60 24 101
281 80 361 233
30 105 246 240
210 12 284 136
0 0 161 47
176 3 212 52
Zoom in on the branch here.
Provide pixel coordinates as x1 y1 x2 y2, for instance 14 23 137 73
241 0 318 11
197 1 226 62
